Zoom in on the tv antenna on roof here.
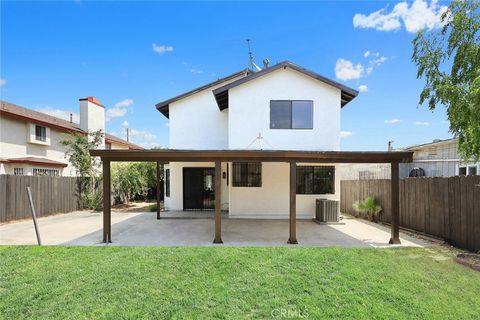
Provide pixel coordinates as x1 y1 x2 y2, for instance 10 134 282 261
246 39 262 72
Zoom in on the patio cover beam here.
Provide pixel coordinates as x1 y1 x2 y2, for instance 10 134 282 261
213 161 223 243
288 161 298 244
89 149 413 164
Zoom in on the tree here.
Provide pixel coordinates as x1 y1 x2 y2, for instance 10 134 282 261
412 0 480 160
60 130 104 177
60 130 104 210
111 162 158 204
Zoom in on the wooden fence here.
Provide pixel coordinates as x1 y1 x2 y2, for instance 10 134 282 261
341 176 480 252
0 175 83 223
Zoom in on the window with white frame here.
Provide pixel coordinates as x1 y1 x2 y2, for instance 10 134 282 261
458 164 478 176
14 168 24 175
33 168 60 176
35 125 47 142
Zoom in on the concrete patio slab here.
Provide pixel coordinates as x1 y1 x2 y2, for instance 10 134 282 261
0 211 427 247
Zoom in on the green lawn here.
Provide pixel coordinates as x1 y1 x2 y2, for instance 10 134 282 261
1 246 479 319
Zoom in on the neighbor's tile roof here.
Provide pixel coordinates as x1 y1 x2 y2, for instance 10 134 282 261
0 100 143 150
0 157 68 167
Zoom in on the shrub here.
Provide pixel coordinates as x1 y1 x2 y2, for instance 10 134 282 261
353 196 382 222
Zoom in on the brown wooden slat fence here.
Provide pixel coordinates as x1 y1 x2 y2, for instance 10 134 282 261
341 176 480 252
0 175 82 223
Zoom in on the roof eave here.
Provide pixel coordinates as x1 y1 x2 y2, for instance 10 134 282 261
212 61 359 110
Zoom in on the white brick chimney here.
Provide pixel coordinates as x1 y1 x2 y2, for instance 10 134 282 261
79 96 105 148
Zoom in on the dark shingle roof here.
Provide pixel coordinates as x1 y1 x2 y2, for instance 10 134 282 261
155 69 251 118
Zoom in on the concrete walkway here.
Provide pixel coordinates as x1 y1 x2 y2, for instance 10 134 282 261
0 211 427 247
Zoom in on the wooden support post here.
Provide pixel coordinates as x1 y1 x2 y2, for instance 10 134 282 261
103 160 112 243
288 161 298 244
389 161 401 244
156 161 161 220
213 160 223 243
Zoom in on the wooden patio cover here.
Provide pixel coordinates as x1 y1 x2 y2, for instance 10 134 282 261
90 149 413 245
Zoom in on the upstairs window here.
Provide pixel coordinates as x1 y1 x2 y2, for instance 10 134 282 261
270 100 313 129
297 166 335 194
232 162 262 187
35 125 47 142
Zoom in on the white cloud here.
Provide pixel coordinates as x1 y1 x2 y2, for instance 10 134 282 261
0 79 6 87
358 85 368 93
340 131 354 138
152 43 174 55
363 51 371 58
385 119 402 124
35 107 80 123
190 68 204 75
106 99 134 121
415 121 430 126
353 0 448 33
122 120 129 127
114 99 133 108
335 59 364 81
370 56 389 66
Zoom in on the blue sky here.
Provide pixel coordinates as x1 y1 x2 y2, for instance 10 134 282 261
0 0 452 150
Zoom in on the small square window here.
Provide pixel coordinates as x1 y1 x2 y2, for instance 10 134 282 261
232 162 262 187
468 166 477 176
14 168 24 175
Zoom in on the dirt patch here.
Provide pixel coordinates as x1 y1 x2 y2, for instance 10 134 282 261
454 253 480 271
112 201 156 213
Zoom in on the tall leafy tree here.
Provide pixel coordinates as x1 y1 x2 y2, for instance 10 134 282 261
412 0 480 160
61 130 104 209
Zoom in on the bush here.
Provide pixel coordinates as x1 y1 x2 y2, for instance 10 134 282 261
84 189 103 211
353 196 382 222
111 162 159 204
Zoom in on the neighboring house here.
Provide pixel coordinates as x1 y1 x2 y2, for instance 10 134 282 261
155 61 358 218
340 138 479 180
0 97 142 176
399 138 478 178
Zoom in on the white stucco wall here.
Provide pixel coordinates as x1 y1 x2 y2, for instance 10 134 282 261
228 68 341 151
0 116 76 176
229 163 340 219
168 75 245 150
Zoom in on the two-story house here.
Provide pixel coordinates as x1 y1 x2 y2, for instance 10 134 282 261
0 97 142 176
155 61 358 219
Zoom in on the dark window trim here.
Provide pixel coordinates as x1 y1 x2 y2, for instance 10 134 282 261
270 100 314 130
232 162 262 187
296 165 335 195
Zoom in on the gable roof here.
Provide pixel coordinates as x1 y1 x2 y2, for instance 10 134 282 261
0 100 143 150
212 61 358 110
155 69 251 118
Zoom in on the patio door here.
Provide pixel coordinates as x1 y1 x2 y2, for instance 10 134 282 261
183 168 215 211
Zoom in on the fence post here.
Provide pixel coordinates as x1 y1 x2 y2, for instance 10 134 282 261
26 187 42 245
389 162 401 244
